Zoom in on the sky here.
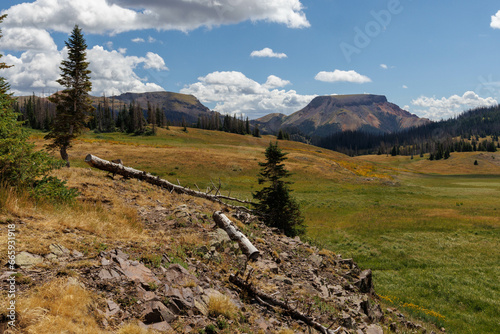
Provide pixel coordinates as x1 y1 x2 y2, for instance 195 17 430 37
1 0 500 121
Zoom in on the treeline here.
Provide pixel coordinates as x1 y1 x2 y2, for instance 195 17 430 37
196 113 261 137
315 104 500 157
96 99 169 135
14 94 56 131
15 94 263 137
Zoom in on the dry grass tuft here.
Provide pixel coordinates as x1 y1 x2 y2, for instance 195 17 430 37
178 232 205 249
0 184 37 219
207 294 238 319
17 278 105 334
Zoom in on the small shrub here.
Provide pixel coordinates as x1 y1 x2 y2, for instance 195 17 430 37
216 316 228 329
140 254 162 268
204 324 217 334
30 176 79 204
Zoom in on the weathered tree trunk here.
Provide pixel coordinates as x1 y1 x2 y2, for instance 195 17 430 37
229 274 341 334
84 154 256 212
213 211 260 260
60 145 70 167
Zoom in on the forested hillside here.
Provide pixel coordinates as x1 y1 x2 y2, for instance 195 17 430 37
316 104 500 157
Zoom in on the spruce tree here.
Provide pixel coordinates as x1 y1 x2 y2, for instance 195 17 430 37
253 142 305 237
46 25 94 167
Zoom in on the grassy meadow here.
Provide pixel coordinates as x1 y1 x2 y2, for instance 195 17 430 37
31 127 500 333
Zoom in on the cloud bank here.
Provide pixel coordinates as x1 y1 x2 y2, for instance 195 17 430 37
2 0 309 35
181 71 315 118
411 91 498 120
4 46 168 96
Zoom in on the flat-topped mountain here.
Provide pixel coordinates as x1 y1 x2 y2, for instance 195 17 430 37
253 94 430 137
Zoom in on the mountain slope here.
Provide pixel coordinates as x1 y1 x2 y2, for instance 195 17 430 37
253 94 429 137
100 91 214 124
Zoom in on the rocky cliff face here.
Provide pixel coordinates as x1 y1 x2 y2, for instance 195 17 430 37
253 94 429 137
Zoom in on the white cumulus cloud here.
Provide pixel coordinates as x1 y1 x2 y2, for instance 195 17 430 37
264 75 291 88
3 45 168 96
380 64 388 70
1 0 309 37
251 48 288 59
1 27 57 51
411 91 498 120
491 10 500 29
181 71 315 118
3 50 63 95
315 70 372 84
143 52 168 70
87 46 166 96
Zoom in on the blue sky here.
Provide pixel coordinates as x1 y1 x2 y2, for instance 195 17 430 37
1 0 500 120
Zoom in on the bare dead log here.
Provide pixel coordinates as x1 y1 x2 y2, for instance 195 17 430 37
84 154 256 212
229 274 342 334
213 211 260 260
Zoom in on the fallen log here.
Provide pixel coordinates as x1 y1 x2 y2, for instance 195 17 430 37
84 154 256 212
213 211 260 260
229 274 341 334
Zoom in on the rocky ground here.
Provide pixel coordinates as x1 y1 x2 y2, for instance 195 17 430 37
1 173 443 334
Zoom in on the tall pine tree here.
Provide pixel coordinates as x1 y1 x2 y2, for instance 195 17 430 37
46 25 94 167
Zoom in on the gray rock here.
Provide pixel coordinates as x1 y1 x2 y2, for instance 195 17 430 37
354 269 373 294
193 298 208 316
71 250 84 258
141 301 176 324
15 251 43 267
308 254 323 267
49 243 70 256
98 268 121 280
106 299 121 317
114 249 129 260
204 250 222 263
163 264 197 286
148 321 173 331
115 256 160 285
208 228 232 249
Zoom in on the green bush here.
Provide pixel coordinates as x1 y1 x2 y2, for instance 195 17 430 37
30 176 79 204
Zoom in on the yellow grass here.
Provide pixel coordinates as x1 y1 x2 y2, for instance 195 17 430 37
207 294 238 319
14 278 104 334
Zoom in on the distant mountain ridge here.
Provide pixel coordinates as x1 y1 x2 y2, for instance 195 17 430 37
252 94 430 138
94 91 214 124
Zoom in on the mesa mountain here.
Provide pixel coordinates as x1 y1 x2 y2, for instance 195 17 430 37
252 94 430 138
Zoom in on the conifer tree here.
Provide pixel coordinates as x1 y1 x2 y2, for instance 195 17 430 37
253 142 305 237
45 25 94 167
